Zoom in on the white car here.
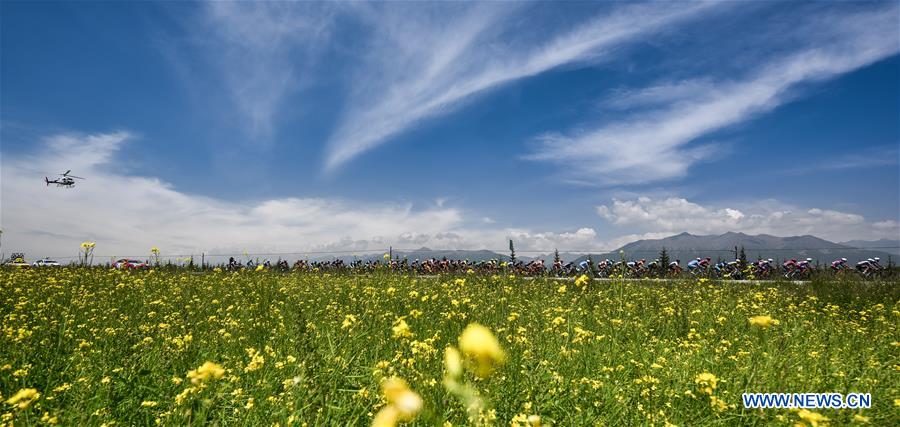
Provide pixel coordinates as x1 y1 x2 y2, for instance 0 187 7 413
32 259 61 267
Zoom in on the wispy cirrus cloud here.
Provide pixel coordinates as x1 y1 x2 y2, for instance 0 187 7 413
195 2 336 138
323 1 729 172
528 5 900 185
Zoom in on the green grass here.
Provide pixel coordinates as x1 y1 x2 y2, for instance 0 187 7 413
1 268 897 426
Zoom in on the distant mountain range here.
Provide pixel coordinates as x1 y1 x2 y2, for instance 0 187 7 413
570 232 894 264
839 239 900 256
298 233 897 265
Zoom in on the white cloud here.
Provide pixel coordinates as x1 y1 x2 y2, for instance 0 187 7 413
1 132 619 259
323 1 726 171
528 5 900 184
5 134 893 261
596 197 898 242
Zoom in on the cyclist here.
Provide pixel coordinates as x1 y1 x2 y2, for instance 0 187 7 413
861 257 883 277
855 258 873 274
795 258 814 277
830 258 848 271
668 259 682 275
755 258 775 277
687 257 711 274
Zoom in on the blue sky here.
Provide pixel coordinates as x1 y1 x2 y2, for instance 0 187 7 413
1 1 898 258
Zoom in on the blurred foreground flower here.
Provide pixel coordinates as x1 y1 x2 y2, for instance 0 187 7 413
443 323 505 424
372 377 422 427
459 323 505 378
749 315 779 328
444 347 463 379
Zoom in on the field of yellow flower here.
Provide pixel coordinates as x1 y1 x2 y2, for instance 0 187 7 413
1 268 897 426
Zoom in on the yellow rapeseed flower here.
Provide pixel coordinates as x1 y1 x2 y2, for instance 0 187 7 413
342 314 358 329
6 388 40 409
797 409 828 427
244 348 265 372
392 318 413 339
186 361 225 384
748 315 779 328
574 274 589 287
694 372 718 395
458 323 505 378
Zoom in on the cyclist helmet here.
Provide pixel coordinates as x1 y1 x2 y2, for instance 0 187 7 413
767 258 774 263
867 258 874 262
874 257 880 262
806 258 812 262
841 258 847 262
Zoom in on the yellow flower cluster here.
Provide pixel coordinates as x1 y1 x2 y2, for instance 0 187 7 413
694 372 718 395
186 361 225 384
6 388 40 410
574 274 590 287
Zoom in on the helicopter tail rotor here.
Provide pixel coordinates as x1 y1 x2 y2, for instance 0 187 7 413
45 177 49 186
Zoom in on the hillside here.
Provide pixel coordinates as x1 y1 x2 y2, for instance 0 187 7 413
572 232 894 264
839 239 900 256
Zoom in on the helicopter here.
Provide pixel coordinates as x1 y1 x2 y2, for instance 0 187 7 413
45 170 85 188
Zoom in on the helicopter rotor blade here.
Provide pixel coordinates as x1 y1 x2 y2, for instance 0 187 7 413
68 175 86 180
63 170 71 176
